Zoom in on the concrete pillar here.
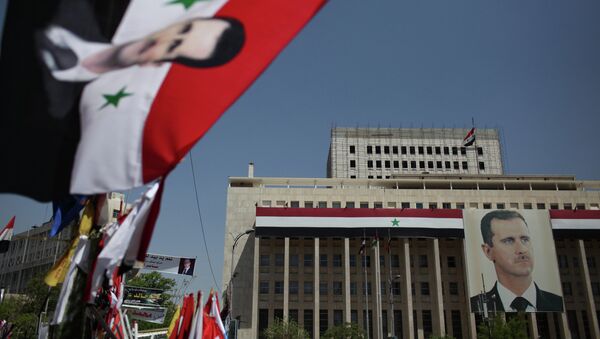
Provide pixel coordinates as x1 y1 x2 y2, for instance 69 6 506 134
402 239 414 339
284 237 289 320
373 242 383 339
528 313 539 339
345 238 351 323
431 239 446 336
314 238 320 339
462 239 478 339
251 237 260 339
578 239 600 339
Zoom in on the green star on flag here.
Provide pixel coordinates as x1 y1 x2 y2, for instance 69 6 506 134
100 86 133 109
166 0 206 10
391 218 400 226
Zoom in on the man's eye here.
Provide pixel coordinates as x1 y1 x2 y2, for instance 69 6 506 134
167 39 183 53
502 238 514 245
179 23 193 34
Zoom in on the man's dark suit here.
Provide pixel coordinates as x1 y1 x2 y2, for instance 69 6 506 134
470 282 564 312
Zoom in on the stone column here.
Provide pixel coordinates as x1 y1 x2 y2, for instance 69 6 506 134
578 239 600 338
373 242 383 339
284 237 290 320
402 239 414 339
462 239 477 339
251 237 260 339
345 238 351 323
431 239 446 336
528 313 539 339
314 238 320 339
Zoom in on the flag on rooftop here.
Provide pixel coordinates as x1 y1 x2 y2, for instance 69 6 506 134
463 127 476 147
0 0 326 201
0 216 15 253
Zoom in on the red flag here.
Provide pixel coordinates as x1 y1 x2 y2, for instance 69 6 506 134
203 291 227 339
463 128 476 147
0 216 15 253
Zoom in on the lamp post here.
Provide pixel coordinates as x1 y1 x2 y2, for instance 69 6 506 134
229 229 254 339
388 274 402 339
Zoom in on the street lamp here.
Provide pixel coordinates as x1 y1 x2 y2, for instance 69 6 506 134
388 274 402 339
228 229 254 339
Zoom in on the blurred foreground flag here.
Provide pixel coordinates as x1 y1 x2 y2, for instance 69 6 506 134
0 216 15 253
0 0 326 201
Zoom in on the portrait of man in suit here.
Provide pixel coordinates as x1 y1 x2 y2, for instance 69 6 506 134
469 210 563 312
178 258 195 276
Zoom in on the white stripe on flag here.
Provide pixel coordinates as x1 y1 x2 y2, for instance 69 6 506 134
551 219 600 230
256 216 463 229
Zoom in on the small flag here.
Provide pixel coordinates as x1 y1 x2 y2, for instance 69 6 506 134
188 291 203 339
167 305 181 338
0 216 15 253
358 239 366 255
463 127 476 147
51 195 88 237
371 236 379 248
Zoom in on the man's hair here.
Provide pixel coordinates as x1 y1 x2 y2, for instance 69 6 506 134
480 210 527 247
172 16 245 68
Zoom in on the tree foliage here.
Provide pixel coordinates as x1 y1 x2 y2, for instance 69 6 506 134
263 318 309 339
477 313 528 339
323 322 366 339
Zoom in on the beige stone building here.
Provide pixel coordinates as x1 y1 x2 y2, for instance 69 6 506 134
223 170 600 339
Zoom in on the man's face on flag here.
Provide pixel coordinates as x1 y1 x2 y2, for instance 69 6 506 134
116 18 231 67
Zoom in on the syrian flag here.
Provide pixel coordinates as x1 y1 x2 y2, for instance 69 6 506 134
0 216 15 254
358 239 366 255
463 128 476 147
203 291 228 339
0 0 326 201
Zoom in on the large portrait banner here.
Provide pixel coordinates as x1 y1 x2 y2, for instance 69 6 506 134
463 209 564 313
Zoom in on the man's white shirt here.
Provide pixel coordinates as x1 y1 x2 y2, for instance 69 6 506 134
496 280 537 312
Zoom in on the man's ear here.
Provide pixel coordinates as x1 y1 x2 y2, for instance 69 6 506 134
482 244 493 261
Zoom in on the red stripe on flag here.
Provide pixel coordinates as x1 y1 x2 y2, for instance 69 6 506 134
142 0 326 182
256 207 463 218
550 210 600 220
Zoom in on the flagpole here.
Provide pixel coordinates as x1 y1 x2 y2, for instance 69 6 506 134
387 228 395 338
472 117 480 175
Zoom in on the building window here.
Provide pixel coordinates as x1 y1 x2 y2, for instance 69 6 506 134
275 253 284 266
449 282 459 295
422 310 433 337
537 203 546 210
460 147 466 155
318 201 327 208
409 146 415 155
442 202 451 209
332 201 341 208
419 255 428 268
453 161 459 170
380 255 385 267
258 309 269 337
320 282 328 295
305 201 314 208
477 147 483 155
436 161 442 169
360 202 369 208
416 202 423 209
349 145 355 154
304 281 313 295
290 254 299 267
367 160 373 168
392 146 399 154
320 254 328 267
421 282 430 295
523 203 532 210
462 161 468 170
259 281 269 294
367 146 372 154
497 203 505 209
479 162 485 170
361 255 371 268
260 254 270 267
289 309 298 323
419 161 425 169
333 309 343 326
363 282 372 295
562 282 572 296
410 161 417 169
427 161 434 169
564 203 572 210
445 161 451 169
333 254 342 267
550 203 559 210
374 201 383 208
426 146 433 155
402 161 408 169
274 281 284 294
483 203 492 209
391 255 400 267
375 146 381 154
319 310 328 335
350 282 357 295
401 146 407 155
290 201 300 208
444 257 456 270
333 281 343 295
558 255 569 269
384 146 390 154
429 202 437 209
401 202 410 208
576 203 586 210
376 160 382 168
304 254 313 267
443 147 449 155
393 160 399 168
592 282 600 296
451 310 462 339
350 160 356 168
392 282 401 295
385 160 391 168
350 254 356 267
417 146 424 155
289 281 299 294
452 147 458 155
587 256 596 269
304 310 313 337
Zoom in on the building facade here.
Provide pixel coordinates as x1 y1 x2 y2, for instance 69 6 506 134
223 171 600 339
0 192 125 293
327 127 503 179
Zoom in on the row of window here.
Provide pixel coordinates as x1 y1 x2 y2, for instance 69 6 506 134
351 145 484 156
557 255 597 270
259 280 461 297
259 253 458 269
356 159 485 171
268 200 597 210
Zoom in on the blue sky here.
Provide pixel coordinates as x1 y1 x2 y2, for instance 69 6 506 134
1 0 599 294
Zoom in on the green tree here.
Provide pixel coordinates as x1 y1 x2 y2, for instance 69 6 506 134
263 318 309 339
323 322 366 339
477 313 528 339
126 272 177 331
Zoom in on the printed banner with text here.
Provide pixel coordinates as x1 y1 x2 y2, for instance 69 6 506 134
144 253 196 276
